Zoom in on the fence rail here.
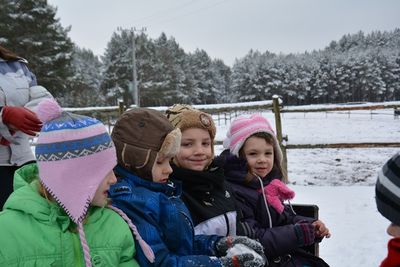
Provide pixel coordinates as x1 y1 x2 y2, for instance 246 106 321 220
50 98 400 182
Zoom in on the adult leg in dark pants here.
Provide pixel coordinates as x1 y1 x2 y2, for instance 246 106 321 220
0 161 35 211
0 165 19 211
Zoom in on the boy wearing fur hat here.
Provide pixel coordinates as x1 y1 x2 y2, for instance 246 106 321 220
109 108 266 267
376 152 400 267
0 99 141 266
166 104 239 237
220 114 331 266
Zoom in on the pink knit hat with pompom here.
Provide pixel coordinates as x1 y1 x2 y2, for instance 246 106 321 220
223 114 282 164
36 98 116 223
35 99 155 266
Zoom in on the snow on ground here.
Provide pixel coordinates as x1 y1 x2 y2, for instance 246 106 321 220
292 185 389 267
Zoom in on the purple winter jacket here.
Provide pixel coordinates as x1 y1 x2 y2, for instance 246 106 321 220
218 150 314 261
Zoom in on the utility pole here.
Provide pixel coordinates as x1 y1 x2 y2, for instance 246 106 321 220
129 27 146 107
117 26 146 107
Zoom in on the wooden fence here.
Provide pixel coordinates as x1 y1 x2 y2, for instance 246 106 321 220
61 98 400 183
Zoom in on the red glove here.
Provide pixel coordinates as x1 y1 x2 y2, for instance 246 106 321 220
2 106 42 136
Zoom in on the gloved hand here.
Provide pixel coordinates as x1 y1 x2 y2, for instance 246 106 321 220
294 221 315 247
216 236 264 257
2 106 42 136
220 253 265 267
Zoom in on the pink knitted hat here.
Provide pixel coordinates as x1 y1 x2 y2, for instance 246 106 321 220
35 99 116 223
223 114 282 164
35 99 155 266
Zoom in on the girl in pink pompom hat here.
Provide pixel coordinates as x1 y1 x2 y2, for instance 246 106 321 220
0 98 149 266
219 113 331 266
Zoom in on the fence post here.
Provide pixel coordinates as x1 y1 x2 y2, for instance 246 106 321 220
118 100 125 116
272 96 288 183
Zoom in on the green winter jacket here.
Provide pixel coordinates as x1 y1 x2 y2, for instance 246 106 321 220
0 163 140 267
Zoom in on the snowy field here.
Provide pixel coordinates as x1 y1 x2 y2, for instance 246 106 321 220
214 108 399 267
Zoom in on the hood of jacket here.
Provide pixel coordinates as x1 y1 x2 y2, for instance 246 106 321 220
218 149 282 189
113 164 182 197
4 163 83 231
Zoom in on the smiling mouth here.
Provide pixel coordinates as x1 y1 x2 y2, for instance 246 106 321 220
190 159 206 163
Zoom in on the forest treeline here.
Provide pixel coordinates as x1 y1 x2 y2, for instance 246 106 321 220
1 0 399 107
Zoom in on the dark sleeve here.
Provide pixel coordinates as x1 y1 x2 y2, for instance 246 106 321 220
234 192 301 260
193 234 222 256
283 205 316 224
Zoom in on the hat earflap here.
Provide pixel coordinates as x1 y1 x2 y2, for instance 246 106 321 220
158 128 182 161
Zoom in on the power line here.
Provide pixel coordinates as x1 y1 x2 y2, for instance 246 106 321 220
145 0 232 28
129 0 198 24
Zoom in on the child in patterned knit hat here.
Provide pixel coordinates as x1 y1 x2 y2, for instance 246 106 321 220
0 98 151 266
109 107 266 267
166 104 239 237
220 113 331 266
376 152 400 267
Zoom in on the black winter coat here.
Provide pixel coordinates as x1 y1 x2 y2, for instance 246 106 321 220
170 161 237 236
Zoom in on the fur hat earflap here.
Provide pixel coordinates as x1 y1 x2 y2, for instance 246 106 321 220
157 128 182 162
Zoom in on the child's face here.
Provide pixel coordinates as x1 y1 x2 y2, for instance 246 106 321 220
151 153 173 183
174 128 213 171
242 136 274 178
92 169 117 207
387 223 400 237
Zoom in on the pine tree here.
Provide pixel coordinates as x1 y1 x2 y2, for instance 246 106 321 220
0 0 74 96
101 30 133 106
61 46 104 107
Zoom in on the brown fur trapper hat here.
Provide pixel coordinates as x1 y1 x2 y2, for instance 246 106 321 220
112 108 181 180
165 104 216 141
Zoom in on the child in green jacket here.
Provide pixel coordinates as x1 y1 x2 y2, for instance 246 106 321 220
0 99 149 266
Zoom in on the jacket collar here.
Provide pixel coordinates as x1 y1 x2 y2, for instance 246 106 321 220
114 165 182 197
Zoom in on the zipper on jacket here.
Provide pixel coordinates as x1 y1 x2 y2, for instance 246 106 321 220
179 211 195 238
223 213 230 236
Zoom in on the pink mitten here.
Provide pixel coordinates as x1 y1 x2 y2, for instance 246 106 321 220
263 179 295 213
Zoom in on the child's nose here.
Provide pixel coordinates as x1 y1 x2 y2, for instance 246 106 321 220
194 144 205 154
165 163 173 174
109 173 117 185
258 156 267 162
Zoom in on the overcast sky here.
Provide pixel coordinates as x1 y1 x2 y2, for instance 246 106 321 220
47 0 400 66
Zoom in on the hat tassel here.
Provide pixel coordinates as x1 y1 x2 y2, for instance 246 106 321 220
78 222 93 267
108 205 155 263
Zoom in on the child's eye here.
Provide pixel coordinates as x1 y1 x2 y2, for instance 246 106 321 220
202 142 210 147
182 143 192 147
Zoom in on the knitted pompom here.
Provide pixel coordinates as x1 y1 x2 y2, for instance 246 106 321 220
37 98 63 123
